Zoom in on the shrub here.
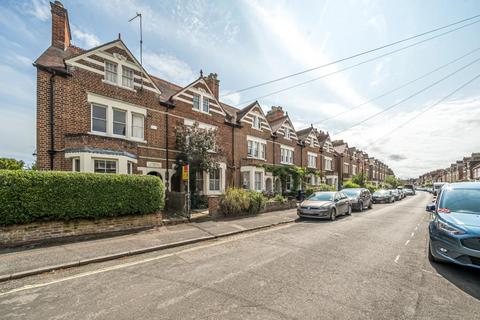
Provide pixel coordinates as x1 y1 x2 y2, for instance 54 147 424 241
365 182 378 193
271 194 287 203
219 188 250 216
0 170 164 226
219 188 267 216
342 180 360 189
248 191 267 214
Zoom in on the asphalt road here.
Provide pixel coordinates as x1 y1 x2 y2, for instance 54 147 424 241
1 191 479 319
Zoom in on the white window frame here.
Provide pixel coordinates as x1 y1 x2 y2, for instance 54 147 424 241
284 127 290 140
94 159 118 174
131 113 144 139
247 136 267 160
72 158 80 172
254 171 263 191
91 104 108 134
112 108 127 137
280 145 294 165
88 93 147 143
209 168 221 191
104 60 118 84
344 163 349 173
122 66 134 89
307 152 317 169
324 157 333 171
252 115 261 130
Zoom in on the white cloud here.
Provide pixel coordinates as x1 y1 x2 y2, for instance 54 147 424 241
72 26 101 48
220 91 242 107
24 0 50 22
143 52 196 86
7 53 32 66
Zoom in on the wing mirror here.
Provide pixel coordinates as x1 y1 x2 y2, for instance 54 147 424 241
426 203 436 212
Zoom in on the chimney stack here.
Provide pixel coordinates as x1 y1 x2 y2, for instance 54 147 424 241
205 73 220 99
266 106 285 122
50 1 71 50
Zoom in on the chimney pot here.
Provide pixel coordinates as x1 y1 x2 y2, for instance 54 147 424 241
50 1 71 50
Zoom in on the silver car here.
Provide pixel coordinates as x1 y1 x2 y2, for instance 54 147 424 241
297 191 352 221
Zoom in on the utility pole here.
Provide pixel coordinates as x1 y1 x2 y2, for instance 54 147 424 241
128 12 143 89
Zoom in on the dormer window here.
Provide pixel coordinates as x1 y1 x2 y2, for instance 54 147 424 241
252 116 261 130
284 127 290 139
122 66 134 89
193 94 201 110
105 61 118 84
192 93 209 113
310 138 315 147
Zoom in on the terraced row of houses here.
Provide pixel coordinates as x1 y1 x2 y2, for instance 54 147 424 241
417 152 480 184
34 1 394 197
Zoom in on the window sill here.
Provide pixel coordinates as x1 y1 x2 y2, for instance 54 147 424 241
102 79 137 92
280 162 294 165
192 108 211 116
89 132 147 144
247 156 266 161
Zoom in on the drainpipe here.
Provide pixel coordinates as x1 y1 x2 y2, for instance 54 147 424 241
160 100 175 190
48 73 56 170
231 124 235 187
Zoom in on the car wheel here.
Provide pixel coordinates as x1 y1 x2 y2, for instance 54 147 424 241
359 202 363 212
346 205 352 216
330 208 336 221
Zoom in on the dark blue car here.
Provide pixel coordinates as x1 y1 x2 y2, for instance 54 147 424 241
428 182 480 269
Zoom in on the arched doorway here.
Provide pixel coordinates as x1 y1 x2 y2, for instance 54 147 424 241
274 178 282 194
265 177 273 193
147 171 163 180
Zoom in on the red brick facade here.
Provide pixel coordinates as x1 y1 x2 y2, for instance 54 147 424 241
35 2 394 195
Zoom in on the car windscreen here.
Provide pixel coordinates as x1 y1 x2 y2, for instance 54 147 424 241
307 193 334 201
342 189 360 197
438 188 480 214
374 190 388 195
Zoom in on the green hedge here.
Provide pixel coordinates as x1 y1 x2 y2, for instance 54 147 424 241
0 170 164 226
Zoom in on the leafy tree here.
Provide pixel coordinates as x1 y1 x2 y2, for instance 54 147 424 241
384 175 401 188
343 180 360 189
351 173 367 187
0 158 24 170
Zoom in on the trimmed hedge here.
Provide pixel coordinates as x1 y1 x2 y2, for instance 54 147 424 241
0 170 164 226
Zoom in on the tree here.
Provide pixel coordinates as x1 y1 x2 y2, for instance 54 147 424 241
0 158 24 170
384 175 400 188
351 173 367 187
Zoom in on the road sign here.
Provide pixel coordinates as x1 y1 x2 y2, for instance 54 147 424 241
182 164 189 181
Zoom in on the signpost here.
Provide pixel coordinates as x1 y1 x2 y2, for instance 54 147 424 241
182 164 191 218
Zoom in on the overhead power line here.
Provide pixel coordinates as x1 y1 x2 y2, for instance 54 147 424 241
368 72 480 146
223 13 480 98
236 18 480 106
332 55 480 136
314 46 480 125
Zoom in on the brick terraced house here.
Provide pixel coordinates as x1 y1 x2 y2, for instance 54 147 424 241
35 2 394 199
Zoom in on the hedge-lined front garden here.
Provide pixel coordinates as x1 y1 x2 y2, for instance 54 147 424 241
0 170 164 226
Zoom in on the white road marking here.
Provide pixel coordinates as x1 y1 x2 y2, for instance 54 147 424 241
0 224 293 297
411 232 415 237
394 255 400 263
414 226 418 231
405 240 410 246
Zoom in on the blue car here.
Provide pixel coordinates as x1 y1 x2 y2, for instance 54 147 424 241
428 182 480 269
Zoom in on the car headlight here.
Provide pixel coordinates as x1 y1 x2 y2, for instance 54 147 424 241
436 220 465 235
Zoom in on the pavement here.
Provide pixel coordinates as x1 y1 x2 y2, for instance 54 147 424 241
0 208 298 281
1 191 479 319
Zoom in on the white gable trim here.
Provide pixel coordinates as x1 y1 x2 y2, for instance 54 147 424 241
172 78 227 116
65 40 162 95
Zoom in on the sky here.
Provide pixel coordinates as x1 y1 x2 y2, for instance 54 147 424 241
1 0 480 178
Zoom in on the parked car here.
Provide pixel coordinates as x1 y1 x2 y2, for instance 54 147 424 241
432 182 446 196
397 187 405 199
297 191 351 221
372 189 395 203
342 188 373 211
404 188 415 196
390 189 402 201
427 182 480 269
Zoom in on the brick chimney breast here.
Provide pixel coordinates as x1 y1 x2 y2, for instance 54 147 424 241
205 73 220 99
50 1 71 50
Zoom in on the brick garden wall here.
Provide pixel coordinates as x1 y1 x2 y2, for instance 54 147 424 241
0 213 163 248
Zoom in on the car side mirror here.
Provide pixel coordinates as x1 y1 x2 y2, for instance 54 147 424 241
426 203 435 212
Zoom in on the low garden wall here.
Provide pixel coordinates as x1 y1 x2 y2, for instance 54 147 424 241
260 199 297 213
0 170 164 247
0 213 162 247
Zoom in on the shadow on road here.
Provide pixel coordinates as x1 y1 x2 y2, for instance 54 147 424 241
431 261 480 300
